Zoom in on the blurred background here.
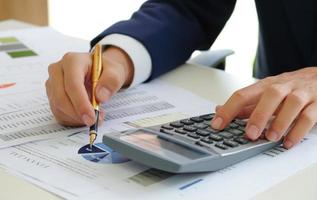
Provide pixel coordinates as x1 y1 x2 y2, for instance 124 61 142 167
0 0 258 78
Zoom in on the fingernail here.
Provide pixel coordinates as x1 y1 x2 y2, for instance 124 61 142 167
246 125 259 140
211 117 223 129
82 114 93 126
97 87 111 102
266 130 278 141
284 139 293 149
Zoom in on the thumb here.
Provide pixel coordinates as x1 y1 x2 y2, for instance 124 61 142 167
95 62 126 103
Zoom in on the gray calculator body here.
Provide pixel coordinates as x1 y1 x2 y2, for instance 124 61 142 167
103 114 282 173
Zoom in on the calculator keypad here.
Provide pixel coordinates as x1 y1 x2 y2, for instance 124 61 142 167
158 113 250 152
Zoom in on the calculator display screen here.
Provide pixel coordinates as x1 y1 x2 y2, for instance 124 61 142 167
120 130 208 160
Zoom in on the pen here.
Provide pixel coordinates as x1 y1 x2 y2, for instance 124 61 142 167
89 44 102 149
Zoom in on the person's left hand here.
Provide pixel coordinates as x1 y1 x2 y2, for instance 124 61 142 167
211 67 317 149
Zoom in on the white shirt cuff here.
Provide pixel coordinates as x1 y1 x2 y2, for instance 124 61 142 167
97 34 152 87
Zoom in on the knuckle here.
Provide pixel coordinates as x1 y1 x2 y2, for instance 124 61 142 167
48 63 56 75
261 76 276 85
270 118 288 133
250 111 267 124
287 92 307 106
62 52 76 60
300 111 315 126
267 84 286 98
102 70 124 91
232 89 248 102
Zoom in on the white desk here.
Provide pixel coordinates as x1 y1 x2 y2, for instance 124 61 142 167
1 19 317 200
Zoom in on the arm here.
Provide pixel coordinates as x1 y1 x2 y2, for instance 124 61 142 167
91 0 237 81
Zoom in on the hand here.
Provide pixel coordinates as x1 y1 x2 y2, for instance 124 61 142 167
211 67 317 149
45 46 134 126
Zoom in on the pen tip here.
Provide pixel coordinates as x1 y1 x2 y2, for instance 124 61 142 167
89 132 97 149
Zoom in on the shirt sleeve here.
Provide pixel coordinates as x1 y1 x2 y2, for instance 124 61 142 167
96 33 152 88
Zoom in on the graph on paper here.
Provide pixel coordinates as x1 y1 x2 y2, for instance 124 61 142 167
0 37 37 58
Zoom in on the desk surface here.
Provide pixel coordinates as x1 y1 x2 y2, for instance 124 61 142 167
1 19 317 200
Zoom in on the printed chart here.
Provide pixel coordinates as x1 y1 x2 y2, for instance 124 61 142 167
78 143 130 164
0 37 37 58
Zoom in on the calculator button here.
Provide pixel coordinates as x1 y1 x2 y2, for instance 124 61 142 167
227 129 244 136
218 131 234 139
161 125 174 130
237 126 245 131
183 125 197 132
180 119 194 125
201 138 213 144
190 117 204 123
195 141 204 146
209 134 223 141
203 121 211 126
223 140 239 147
206 127 219 133
160 129 174 135
187 133 200 139
170 122 183 128
234 137 249 145
235 120 247 126
196 129 211 137
229 123 239 128
215 143 228 150
175 129 187 135
194 123 208 129
200 114 214 121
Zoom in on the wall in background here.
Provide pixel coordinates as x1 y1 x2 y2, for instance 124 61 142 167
0 0 48 26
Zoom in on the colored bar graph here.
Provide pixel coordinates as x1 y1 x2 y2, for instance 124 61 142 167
0 36 37 58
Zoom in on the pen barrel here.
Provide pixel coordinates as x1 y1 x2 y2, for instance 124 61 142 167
89 109 100 133
91 81 99 108
91 44 102 109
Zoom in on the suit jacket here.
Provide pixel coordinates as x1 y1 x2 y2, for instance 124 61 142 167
91 0 317 80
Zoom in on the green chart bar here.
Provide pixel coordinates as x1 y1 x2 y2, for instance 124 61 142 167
7 50 37 58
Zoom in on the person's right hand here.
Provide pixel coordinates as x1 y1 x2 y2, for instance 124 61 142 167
45 46 134 126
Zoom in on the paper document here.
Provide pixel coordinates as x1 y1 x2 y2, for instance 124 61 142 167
0 79 212 148
2 122 317 200
3 27 317 200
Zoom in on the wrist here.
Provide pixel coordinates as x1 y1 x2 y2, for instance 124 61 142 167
102 46 134 87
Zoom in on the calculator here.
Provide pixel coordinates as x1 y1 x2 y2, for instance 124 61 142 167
103 113 282 173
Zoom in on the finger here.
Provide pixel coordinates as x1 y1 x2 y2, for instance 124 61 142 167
62 53 95 125
47 79 83 126
211 82 265 130
245 84 290 140
48 61 85 125
95 59 126 103
236 104 256 119
266 90 310 141
51 104 83 126
236 102 286 120
283 102 317 149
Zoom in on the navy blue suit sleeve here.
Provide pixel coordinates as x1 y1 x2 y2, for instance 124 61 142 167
91 0 236 80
